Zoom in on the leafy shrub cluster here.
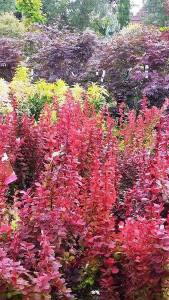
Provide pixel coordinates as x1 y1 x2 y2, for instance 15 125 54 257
0 13 25 38
31 30 101 85
89 25 169 109
0 38 22 81
16 0 45 25
0 21 168 110
0 87 169 299
26 24 169 109
1 66 108 119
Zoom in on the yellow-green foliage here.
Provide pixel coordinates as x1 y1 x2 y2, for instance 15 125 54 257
160 26 169 32
10 209 20 231
10 66 108 117
120 23 158 38
13 65 30 82
87 83 108 110
0 13 25 38
53 80 69 102
10 66 34 113
120 23 143 36
71 84 84 102
34 79 54 100
16 0 45 25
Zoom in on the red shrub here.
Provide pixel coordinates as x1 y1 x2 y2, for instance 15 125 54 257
0 96 169 299
120 217 169 300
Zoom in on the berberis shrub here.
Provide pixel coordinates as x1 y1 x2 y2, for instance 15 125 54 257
1 93 169 299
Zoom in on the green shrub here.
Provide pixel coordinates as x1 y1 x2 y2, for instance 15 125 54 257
0 13 25 38
159 26 169 32
10 66 108 119
16 0 45 25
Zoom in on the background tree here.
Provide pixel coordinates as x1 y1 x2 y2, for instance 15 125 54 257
117 0 130 29
42 0 118 33
90 14 120 36
166 0 169 17
0 0 15 13
145 0 169 27
42 0 68 25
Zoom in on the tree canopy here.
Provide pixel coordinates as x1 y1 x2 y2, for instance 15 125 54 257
42 0 117 32
117 0 130 29
0 0 15 13
145 0 169 26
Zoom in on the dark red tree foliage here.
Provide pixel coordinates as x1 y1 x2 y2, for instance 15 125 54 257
31 31 100 84
0 38 22 81
88 27 169 108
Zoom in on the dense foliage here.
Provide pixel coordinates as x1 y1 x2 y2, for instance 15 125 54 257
0 38 22 81
0 22 168 110
0 13 25 38
0 77 169 298
0 0 15 13
22 25 168 110
42 0 117 34
117 0 130 29
16 0 45 24
145 0 169 26
1 66 108 118
89 25 169 108
0 1 169 300
31 30 100 85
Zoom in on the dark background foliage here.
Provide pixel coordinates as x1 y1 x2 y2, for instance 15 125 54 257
87 26 169 108
0 38 22 81
30 29 101 84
